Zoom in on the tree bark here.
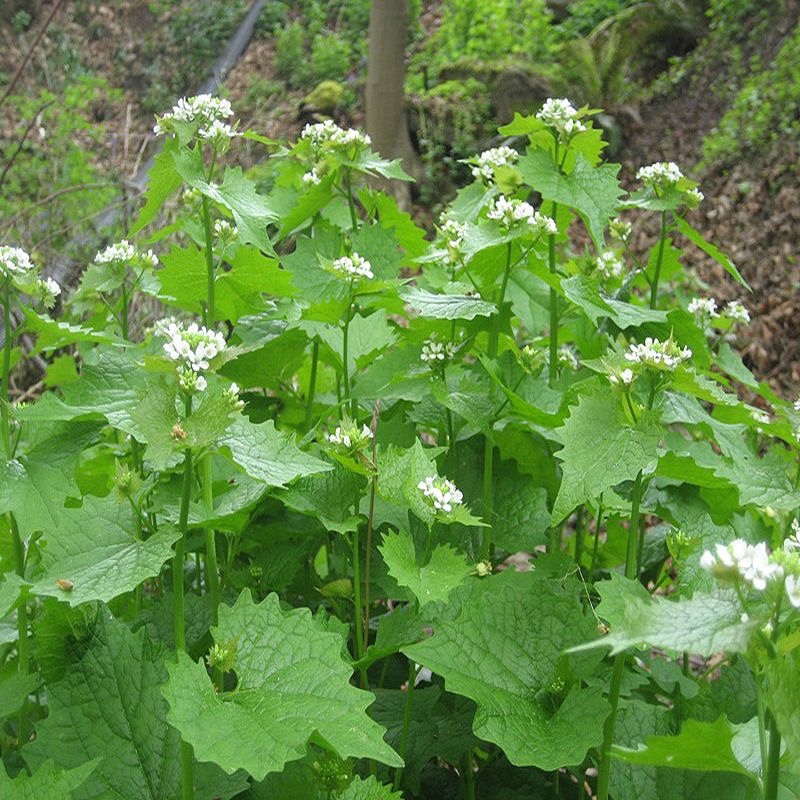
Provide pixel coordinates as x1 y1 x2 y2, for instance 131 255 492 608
365 0 420 209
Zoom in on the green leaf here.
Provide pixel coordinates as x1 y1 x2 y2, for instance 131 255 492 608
764 657 800 772
580 574 754 656
404 569 609 770
562 275 668 328
0 761 97 800
400 287 497 320
131 139 182 233
518 150 623 249
0 671 40 720
162 591 402 781
221 417 330 487
0 421 100 540
27 611 246 800
377 441 441 527
552 391 661 523
29 494 180 607
379 529 471 607
22 308 119 352
337 776 404 800
176 157 278 256
673 217 749 289
612 716 753 777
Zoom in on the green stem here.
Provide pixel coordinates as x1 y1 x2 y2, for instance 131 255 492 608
596 470 643 800
305 338 320 430
200 456 220 624
344 169 359 232
120 279 129 340
574 506 585 567
393 660 418 790
2 280 12 457
342 309 355 415
352 529 364 663
590 497 604 575
764 598 783 800
180 740 194 800
201 195 215 326
548 139 561 387
649 210 667 309
464 750 475 800
480 243 513 560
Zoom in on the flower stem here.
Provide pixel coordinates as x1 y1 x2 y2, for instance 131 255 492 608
649 210 667 309
344 169 359 233
352 529 364 664
3 280 29 743
393 660 418 790
548 204 559 387
305 338 320 430
200 456 220 624
464 750 475 800
201 195 215 326
596 470 643 800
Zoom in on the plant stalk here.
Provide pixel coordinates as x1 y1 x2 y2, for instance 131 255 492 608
393 660 418 790
649 210 667 309
596 470 643 800
200 456 220 624
305 338 320 430
548 138 561 387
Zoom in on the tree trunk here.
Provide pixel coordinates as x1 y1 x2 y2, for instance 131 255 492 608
365 0 420 209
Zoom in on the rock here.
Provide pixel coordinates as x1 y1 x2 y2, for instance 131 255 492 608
490 68 551 124
301 80 344 115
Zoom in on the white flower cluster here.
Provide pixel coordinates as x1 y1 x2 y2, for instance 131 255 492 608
609 367 634 386
154 94 233 137
223 382 243 409
0 246 35 277
609 218 632 240
786 519 800 553
688 297 718 317
161 321 226 393
35 276 61 309
441 218 467 250
420 335 456 365
418 475 464 514
536 98 586 139
94 240 158 268
685 187 704 208
332 253 373 281
725 300 750 325
558 346 579 370
624 337 691 370
597 250 624 278
213 219 237 247
198 119 236 145
701 540 783 591
300 120 372 154
487 196 557 235
328 421 373 450
636 162 684 191
471 146 517 182
302 167 321 185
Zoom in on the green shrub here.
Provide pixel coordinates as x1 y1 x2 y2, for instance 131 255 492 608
275 21 308 88
702 22 800 165
555 0 637 38
309 31 352 84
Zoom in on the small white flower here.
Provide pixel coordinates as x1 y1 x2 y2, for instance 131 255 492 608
418 475 464 515
332 252 373 281
471 146 518 182
701 538 783 591
94 240 136 265
328 420 373 450
597 250 624 279
420 335 456 366
609 368 634 386
558 346 579 370
751 408 770 426
786 574 800 608
0 246 35 277
44 276 61 296
198 119 236 143
609 218 632 240
536 98 586 139
685 187 704 207
724 300 750 325
300 120 371 155
784 519 800 554
623 337 692 371
154 94 233 137
487 195 556 235
160 320 226 392
302 168 321 185
688 297 719 318
637 162 684 191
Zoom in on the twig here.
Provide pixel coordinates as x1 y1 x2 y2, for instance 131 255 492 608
0 99 54 192
0 0 67 108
